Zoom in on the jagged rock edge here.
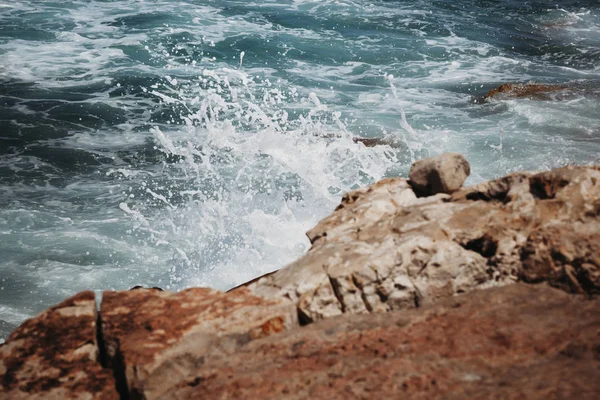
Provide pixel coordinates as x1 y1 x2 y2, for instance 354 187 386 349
95 296 130 400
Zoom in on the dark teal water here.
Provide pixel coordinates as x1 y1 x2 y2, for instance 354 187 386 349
1 0 599 337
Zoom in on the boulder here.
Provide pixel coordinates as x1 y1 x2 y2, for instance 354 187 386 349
165 284 600 399
0 291 118 400
408 152 471 196
100 286 297 400
248 166 600 323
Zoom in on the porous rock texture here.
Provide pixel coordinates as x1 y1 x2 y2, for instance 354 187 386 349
0 291 118 400
475 82 599 103
408 152 470 196
169 284 600 400
2 158 600 399
100 287 297 399
247 164 600 323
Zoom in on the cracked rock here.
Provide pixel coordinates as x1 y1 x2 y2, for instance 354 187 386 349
247 165 600 323
0 291 118 400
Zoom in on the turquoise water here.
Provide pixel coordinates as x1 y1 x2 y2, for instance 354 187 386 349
0 0 599 335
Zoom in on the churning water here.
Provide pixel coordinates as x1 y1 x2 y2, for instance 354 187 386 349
1 0 599 337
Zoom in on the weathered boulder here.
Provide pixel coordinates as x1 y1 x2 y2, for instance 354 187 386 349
100 286 297 400
409 152 471 196
248 165 600 323
164 284 600 399
0 291 118 400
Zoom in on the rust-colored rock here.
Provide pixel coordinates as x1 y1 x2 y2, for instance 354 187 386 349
479 82 571 102
248 166 600 323
100 286 297 399
166 284 600 399
0 291 118 400
2 160 600 400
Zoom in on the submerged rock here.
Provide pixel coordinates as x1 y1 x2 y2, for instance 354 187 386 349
477 81 600 103
477 82 571 102
408 152 471 196
352 136 406 148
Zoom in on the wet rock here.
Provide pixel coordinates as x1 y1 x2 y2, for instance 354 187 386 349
248 165 600 323
478 82 570 102
100 286 297 400
167 284 600 399
0 291 118 400
408 152 471 196
352 136 406 149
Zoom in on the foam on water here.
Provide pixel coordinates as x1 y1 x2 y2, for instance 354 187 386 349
111 63 397 290
1 0 600 336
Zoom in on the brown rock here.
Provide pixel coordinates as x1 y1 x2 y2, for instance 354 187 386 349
3 160 600 400
520 223 600 294
248 165 600 323
0 291 117 400
166 284 600 399
100 286 297 399
409 152 471 196
479 83 570 102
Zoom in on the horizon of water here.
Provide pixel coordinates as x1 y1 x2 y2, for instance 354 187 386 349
1 0 599 338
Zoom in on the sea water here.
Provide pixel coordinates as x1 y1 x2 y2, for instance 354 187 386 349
0 0 599 337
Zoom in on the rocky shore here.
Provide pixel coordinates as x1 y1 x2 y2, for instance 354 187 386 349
1 154 599 399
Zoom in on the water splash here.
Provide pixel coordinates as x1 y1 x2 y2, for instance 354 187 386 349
386 73 424 163
117 65 398 290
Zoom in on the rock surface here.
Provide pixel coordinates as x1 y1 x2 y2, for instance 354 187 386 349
0 291 118 400
408 152 470 196
478 83 570 102
478 82 600 103
167 284 600 400
352 136 406 149
2 159 600 399
101 286 297 399
248 165 600 323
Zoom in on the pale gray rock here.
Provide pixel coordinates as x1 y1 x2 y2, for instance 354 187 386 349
409 152 471 196
248 165 600 323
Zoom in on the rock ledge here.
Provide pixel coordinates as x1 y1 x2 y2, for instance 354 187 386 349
2 155 600 399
